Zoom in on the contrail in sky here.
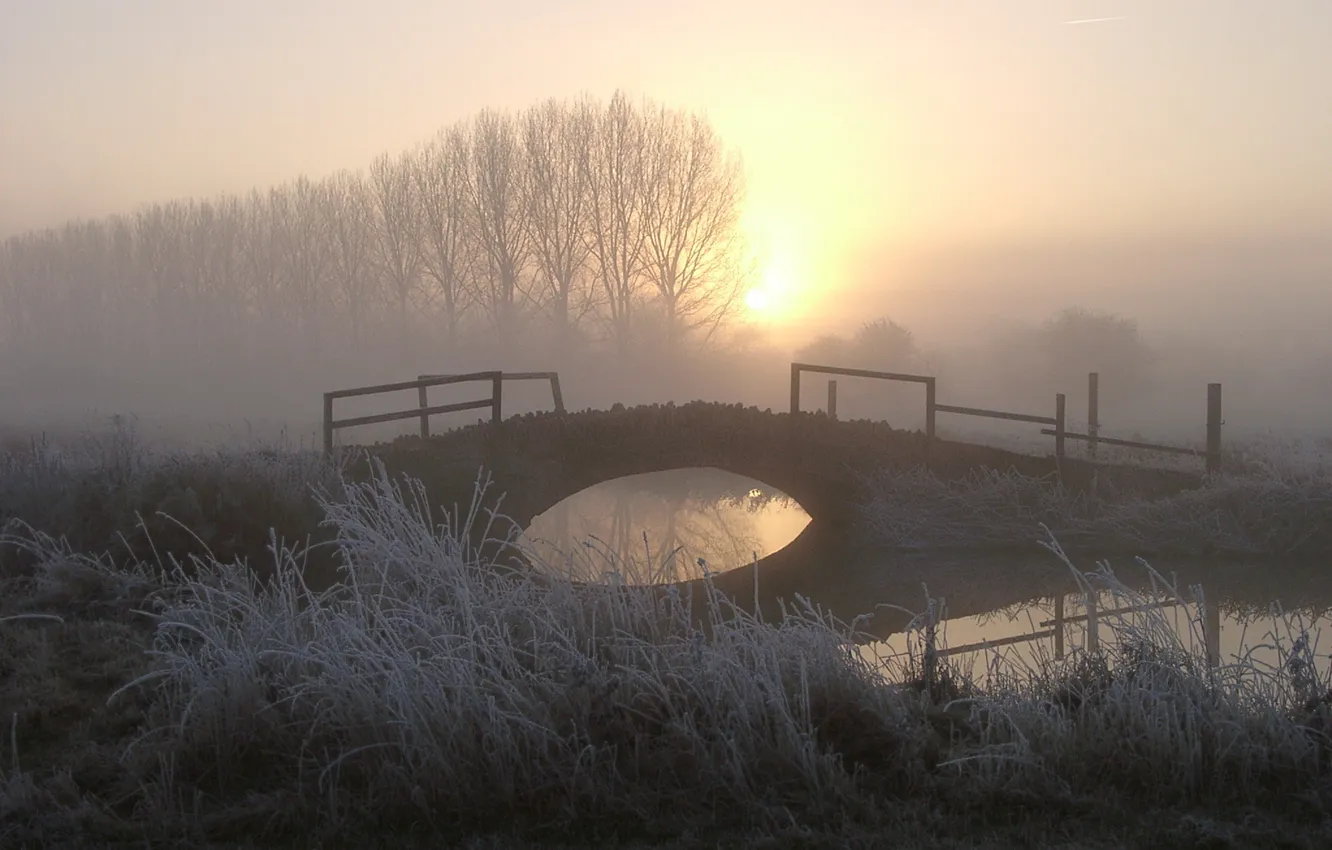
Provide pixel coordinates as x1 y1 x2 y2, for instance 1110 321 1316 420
1063 16 1129 25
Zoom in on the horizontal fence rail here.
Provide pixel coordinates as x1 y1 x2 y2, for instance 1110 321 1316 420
1080 372 1223 473
793 362 1222 472
789 362 937 437
932 404 1057 426
1040 429 1202 457
418 371 565 416
323 371 503 454
931 394 1067 457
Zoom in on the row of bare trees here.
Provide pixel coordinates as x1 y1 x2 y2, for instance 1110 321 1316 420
0 93 752 394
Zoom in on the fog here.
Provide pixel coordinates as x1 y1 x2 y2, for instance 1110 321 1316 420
3 1 1330 456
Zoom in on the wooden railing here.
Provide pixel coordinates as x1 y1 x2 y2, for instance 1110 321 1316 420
1038 373 1224 474
790 362 938 436
933 396 1067 457
791 362 1068 456
418 371 565 418
793 362 1223 471
323 371 503 454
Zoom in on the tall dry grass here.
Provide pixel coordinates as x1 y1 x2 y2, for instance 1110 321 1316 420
97 464 902 838
1 448 1330 844
869 533 1331 805
55 466 1321 836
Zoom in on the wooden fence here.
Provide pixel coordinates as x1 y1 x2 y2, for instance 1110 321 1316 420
790 362 1068 456
326 364 1221 470
323 371 504 454
791 363 1223 472
1037 372 1224 474
418 371 565 418
323 370 567 454
790 362 939 435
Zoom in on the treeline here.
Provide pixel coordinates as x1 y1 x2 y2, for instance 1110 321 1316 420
0 92 751 401
792 310 1157 425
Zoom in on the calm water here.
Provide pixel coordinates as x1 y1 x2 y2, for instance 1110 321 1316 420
862 587 1332 682
521 468 1331 679
519 467 811 584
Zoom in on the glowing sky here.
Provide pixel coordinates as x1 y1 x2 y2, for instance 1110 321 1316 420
3 0 1330 330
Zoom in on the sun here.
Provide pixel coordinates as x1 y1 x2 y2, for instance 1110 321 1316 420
744 287 773 313
744 252 799 321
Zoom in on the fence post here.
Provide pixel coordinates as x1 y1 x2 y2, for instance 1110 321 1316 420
418 384 430 438
1087 372 1099 460
789 364 801 416
1053 593 1065 660
1085 590 1100 654
827 380 838 421
1054 393 1066 459
1206 383 1222 475
322 393 334 456
924 377 936 440
549 373 566 414
492 372 504 429
1205 591 1221 667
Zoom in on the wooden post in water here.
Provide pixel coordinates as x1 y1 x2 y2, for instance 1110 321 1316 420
1087 372 1100 460
924 377 937 440
789 363 801 416
1054 593 1066 660
491 372 504 429
1206 383 1223 475
1085 590 1100 654
827 380 838 421
322 393 334 455
418 384 430 438
1205 591 1221 667
1054 393 1067 459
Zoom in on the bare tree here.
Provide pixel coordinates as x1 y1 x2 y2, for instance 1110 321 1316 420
134 202 193 359
640 107 750 349
100 213 142 367
323 170 379 345
269 179 334 363
0 237 15 355
238 189 281 333
369 152 423 337
583 91 649 354
522 98 595 352
468 109 532 342
415 126 475 348
2 231 58 360
192 196 248 331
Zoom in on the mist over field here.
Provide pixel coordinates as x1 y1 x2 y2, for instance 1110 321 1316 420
2 211 1329 453
1 0 1328 455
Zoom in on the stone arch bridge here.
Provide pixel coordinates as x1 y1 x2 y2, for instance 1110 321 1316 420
364 402 1196 555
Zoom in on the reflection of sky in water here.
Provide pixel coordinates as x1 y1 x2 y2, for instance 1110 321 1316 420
520 467 811 584
861 589 1332 683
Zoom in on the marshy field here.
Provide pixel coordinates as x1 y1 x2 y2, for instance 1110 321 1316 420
2 411 1330 849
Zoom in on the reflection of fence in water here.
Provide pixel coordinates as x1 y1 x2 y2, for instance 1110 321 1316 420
933 590 1222 667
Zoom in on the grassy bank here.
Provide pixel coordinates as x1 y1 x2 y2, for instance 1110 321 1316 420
1 444 1330 846
0 421 346 581
860 463 1332 559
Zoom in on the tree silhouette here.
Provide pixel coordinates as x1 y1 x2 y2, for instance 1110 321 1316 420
1038 307 1153 399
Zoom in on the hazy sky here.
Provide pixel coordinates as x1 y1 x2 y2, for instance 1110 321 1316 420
3 0 1330 334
